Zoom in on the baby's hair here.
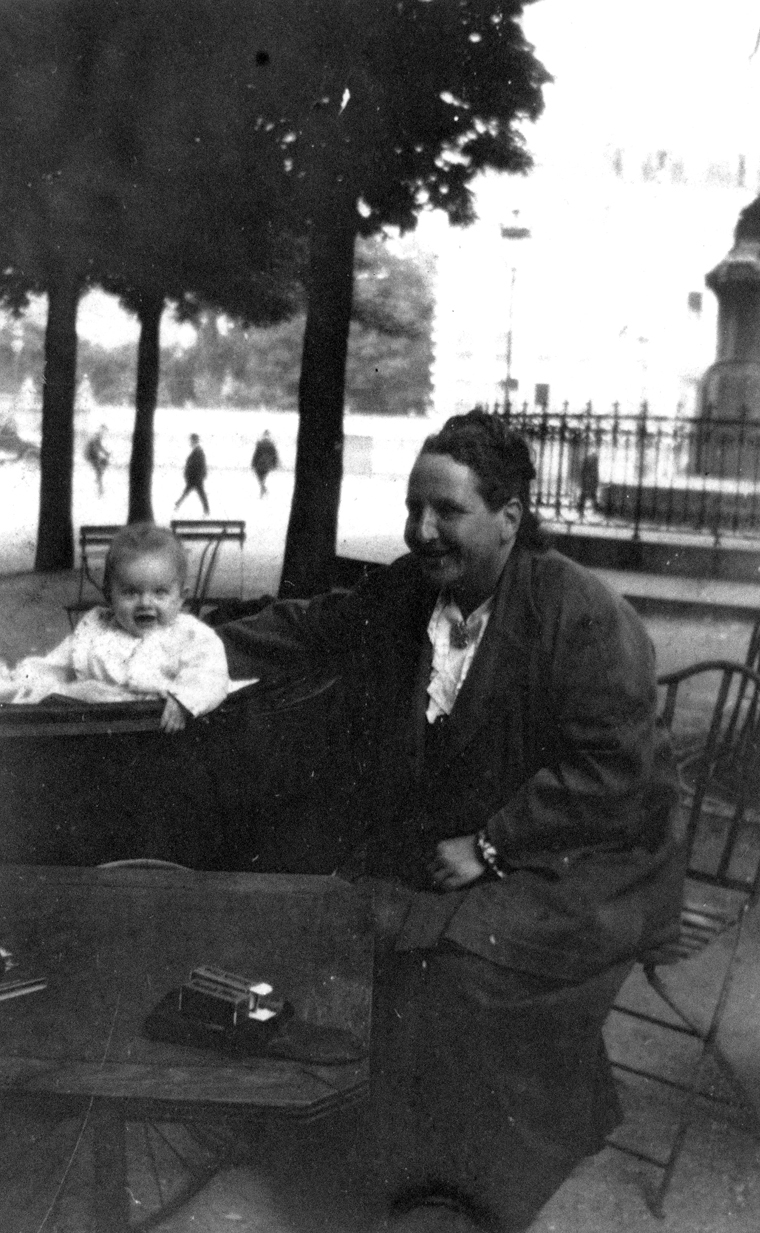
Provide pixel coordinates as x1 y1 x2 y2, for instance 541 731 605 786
103 523 188 597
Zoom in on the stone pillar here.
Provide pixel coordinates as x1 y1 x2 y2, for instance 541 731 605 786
695 206 760 477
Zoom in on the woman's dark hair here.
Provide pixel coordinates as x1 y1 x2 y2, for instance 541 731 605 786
103 522 188 598
419 408 548 550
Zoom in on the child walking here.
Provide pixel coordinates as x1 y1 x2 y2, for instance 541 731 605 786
4 524 229 732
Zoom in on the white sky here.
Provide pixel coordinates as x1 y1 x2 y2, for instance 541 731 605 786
76 292 196 350
67 1 760 348
522 0 760 160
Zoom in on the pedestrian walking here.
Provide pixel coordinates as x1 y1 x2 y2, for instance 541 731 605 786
174 433 210 515
251 430 279 497
84 426 110 497
577 449 600 516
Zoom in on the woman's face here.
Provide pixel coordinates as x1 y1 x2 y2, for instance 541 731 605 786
404 452 521 612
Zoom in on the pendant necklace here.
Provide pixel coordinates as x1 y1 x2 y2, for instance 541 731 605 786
450 619 471 650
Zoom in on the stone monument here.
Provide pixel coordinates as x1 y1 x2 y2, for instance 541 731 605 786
696 199 760 478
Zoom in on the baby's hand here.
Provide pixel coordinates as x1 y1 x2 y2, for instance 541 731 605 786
161 695 188 733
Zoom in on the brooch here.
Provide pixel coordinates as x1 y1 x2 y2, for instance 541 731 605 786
449 620 471 650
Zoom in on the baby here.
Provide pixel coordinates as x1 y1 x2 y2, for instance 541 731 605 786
3 523 230 733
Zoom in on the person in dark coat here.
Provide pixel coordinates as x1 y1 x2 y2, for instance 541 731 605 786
577 448 600 515
251 429 279 497
84 426 110 497
219 409 682 1232
174 433 210 514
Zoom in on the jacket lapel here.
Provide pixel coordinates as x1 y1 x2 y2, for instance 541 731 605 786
407 636 434 782
442 548 536 760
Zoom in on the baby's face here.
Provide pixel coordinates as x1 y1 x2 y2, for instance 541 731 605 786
110 551 185 638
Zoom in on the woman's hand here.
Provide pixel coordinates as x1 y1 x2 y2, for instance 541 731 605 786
428 835 485 891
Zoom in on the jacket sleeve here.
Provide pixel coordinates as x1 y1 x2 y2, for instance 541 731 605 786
219 585 375 680
485 574 664 863
218 559 419 680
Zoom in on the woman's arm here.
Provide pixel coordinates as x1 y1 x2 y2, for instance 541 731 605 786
219 585 374 680
486 584 664 865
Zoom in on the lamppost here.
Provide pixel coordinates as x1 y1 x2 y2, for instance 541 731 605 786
500 214 531 403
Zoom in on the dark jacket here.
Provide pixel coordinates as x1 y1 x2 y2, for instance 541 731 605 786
184 444 207 485
251 438 279 476
84 435 109 469
221 547 682 982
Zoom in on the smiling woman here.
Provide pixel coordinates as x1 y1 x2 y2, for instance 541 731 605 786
404 453 520 613
216 407 683 1231
404 413 538 615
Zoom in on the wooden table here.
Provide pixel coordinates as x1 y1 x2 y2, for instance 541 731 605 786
0 865 373 1231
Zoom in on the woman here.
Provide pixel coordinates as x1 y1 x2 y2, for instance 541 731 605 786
221 409 681 1231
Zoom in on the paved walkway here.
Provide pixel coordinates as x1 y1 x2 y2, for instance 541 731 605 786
598 567 760 619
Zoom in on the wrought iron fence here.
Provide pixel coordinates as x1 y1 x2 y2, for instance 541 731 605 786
492 401 760 542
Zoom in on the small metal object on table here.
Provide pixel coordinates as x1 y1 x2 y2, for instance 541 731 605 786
0 865 372 1232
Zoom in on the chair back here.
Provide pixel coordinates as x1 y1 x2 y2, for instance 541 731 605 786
76 524 122 603
170 520 246 614
744 613 760 676
608 658 760 1216
658 659 760 955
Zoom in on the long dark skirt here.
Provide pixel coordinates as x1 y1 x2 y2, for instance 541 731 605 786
371 943 631 1232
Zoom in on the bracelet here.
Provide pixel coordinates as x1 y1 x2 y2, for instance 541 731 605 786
476 830 505 880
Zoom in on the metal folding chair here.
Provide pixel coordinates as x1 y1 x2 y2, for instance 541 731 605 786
65 521 247 626
744 613 760 675
65 524 122 628
608 659 760 1216
170 519 246 618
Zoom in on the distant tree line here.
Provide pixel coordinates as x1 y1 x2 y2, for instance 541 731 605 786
0 0 547 592
1 237 435 416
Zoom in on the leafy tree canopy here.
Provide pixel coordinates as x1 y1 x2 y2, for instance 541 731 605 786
34 233 436 414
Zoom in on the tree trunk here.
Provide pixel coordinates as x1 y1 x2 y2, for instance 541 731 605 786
128 294 163 523
279 199 357 597
34 270 81 572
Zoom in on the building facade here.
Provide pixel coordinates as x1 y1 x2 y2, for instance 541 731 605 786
423 146 759 421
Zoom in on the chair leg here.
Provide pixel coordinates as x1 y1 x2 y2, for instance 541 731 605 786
642 905 760 1216
644 1048 714 1219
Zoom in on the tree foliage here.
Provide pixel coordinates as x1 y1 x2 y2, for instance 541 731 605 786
0 0 548 579
0 0 311 564
0 0 110 568
279 0 549 593
65 234 434 414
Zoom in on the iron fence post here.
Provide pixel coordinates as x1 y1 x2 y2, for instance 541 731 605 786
632 400 649 542
474 399 760 542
